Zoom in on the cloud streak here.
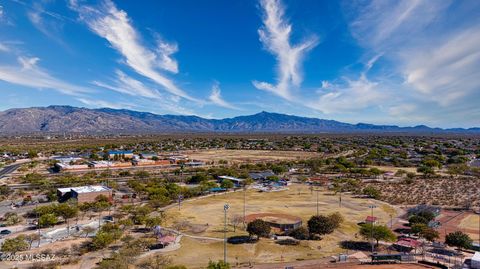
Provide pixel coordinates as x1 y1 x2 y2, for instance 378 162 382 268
93 70 163 99
0 56 91 96
343 0 480 124
309 74 386 114
208 82 240 110
69 0 197 102
253 0 318 100
93 70 195 115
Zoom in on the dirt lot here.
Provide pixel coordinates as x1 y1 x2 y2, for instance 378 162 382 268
182 149 321 163
437 210 480 241
160 184 398 268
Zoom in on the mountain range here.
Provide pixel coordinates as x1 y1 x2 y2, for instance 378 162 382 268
0 105 478 134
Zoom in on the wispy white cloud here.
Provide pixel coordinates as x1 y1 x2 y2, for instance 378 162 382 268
347 0 450 50
402 26 480 106
0 42 10 52
208 82 240 110
0 4 14 25
343 0 480 124
253 0 318 100
93 70 195 115
155 39 179 73
388 103 416 117
26 2 72 47
93 70 163 99
69 0 198 102
309 74 386 114
0 56 91 96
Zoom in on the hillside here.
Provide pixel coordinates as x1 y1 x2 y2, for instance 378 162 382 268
0 106 478 134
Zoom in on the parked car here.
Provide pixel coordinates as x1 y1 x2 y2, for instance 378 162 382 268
0 229 12 235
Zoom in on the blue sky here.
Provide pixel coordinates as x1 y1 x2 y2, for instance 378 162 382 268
0 0 479 128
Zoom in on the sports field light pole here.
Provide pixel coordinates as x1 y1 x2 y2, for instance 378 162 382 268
223 203 230 264
368 205 377 254
243 186 247 228
178 194 183 210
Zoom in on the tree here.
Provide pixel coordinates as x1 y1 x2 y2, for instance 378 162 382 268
409 215 428 226
131 205 153 225
307 215 336 236
188 174 208 184
417 166 435 177
328 212 344 229
447 164 467 177
92 231 115 249
287 226 310 240
445 231 472 250
220 179 234 190
39 213 58 228
1 235 29 253
359 224 396 247
28 150 38 159
207 260 230 269
4 212 22 226
246 219 271 239
230 215 243 232
362 186 381 199
411 223 427 234
145 216 163 229
55 203 79 235
420 227 439 242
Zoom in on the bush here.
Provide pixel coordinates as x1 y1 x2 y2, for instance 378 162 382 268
227 235 258 244
276 239 299 245
207 260 230 269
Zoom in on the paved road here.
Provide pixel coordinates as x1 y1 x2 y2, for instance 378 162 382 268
0 163 22 178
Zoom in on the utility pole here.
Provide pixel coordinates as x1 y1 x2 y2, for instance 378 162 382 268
223 203 230 264
368 205 377 254
478 206 480 246
316 189 319 216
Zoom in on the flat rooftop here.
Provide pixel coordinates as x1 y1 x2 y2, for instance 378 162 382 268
58 185 111 194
